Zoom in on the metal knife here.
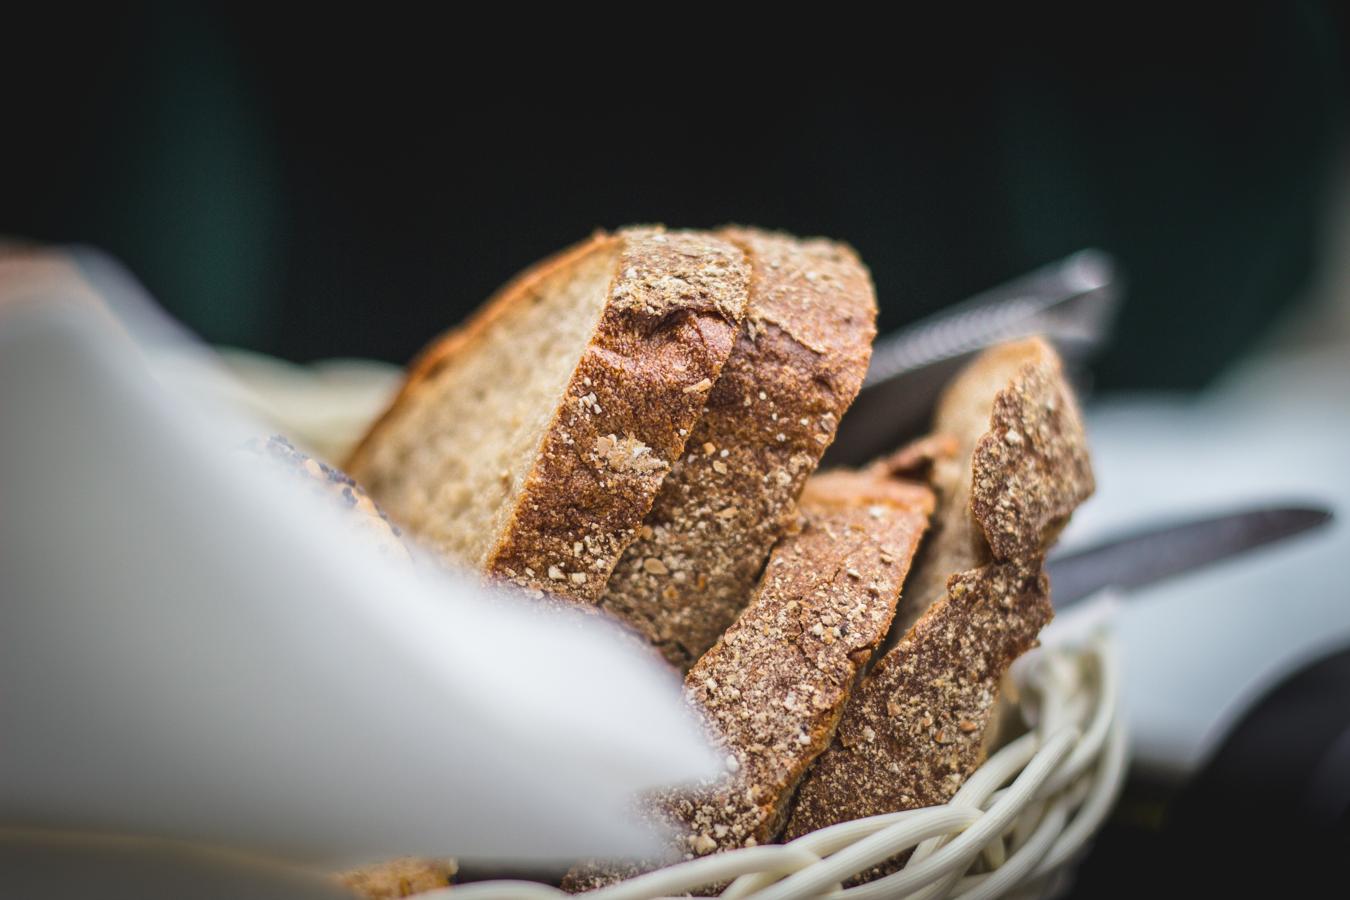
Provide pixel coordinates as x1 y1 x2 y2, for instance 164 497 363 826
1048 503 1334 609
826 249 1121 466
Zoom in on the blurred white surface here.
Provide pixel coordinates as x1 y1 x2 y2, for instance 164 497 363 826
1061 341 1350 778
0 260 719 865
1059 154 1350 778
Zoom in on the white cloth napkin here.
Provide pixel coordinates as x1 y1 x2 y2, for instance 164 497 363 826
0 254 718 866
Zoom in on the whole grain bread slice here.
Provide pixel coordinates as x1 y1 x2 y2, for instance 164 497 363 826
596 227 877 670
783 338 1095 869
563 468 933 893
346 227 750 600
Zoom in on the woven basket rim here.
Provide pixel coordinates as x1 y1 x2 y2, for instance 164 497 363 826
441 630 1126 900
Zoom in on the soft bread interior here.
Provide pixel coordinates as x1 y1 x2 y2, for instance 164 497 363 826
356 243 619 565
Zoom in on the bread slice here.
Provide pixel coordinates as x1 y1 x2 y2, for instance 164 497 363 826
783 338 1095 862
595 228 877 669
563 468 933 892
884 338 1095 638
346 228 750 599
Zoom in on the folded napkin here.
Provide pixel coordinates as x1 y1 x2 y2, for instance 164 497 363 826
0 251 717 866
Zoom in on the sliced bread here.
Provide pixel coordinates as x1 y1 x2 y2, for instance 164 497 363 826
596 228 877 669
563 467 933 892
346 227 750 600
884 338 1095 638
783 338 1095 859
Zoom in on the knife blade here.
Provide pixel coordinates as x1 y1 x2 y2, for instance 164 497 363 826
1047 504 1333 609
825 249 1121 466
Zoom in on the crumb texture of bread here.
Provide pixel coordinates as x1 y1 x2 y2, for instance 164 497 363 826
781 338 1095 878
563 469 932 893
783 561 1050 843
347 228 750 600
336 856 457 898
597 228 877 669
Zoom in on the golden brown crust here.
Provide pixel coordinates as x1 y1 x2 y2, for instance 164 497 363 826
347 227 751 601
872 433 959 481
596 228 877 669
563 469 932 893
781 339 1095 877
336 856 456 898
783 561 1050 842
970 355 1095 560
894 338 1090 635
488 228 750 598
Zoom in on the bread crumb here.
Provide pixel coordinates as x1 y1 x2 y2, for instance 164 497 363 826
548 566 565 581
594 434 664 474
644 557 669 575
684 378 714 394
570 572 588 585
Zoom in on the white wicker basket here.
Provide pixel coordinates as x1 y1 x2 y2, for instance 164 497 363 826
220 355 1128 900
439 634 1124 900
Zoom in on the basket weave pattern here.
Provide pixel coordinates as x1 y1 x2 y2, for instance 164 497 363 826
447 634 1125 900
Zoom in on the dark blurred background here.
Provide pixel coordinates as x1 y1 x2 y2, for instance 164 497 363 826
6 5 1350 895
4 4 1345 391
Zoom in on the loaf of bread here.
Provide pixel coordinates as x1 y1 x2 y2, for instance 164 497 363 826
596 228 877 670
564 467 932 892
783 339 1095 869
346 228 750 600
